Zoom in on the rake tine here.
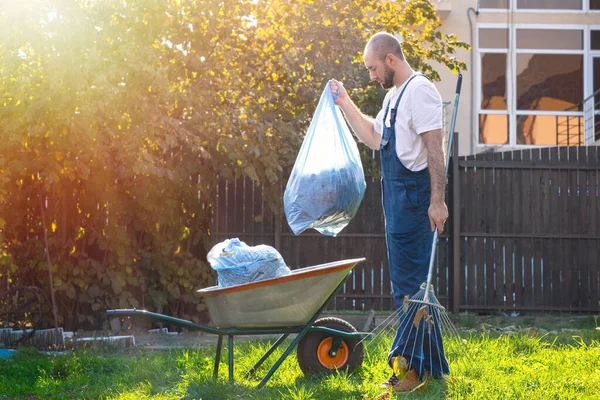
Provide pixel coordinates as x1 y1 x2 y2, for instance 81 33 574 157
372 309 401 332
356 309 400 351
431 307 448 373
355 311 397 348
396 302 424 357
439 310 460 338
360 300 423 353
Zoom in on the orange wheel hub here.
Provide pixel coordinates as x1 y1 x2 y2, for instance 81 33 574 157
317 337 349 369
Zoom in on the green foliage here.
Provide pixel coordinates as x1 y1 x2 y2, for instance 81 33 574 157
0 0 468 329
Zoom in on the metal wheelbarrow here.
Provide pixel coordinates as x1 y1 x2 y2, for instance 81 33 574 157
106 257 367 388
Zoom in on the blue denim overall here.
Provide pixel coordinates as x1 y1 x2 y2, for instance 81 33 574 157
381 74 449 379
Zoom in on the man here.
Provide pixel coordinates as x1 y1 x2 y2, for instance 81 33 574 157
330 32 449 392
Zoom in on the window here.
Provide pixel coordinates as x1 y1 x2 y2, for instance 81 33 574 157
592 30 600 142
480 28 509 49
478 28 509 145
517 0 582 10
593 57 600 141
478 26 588 146
516 29 582 50
480 53 509 144
592 30 600 50
481 54 507 112
479 0 600 11
479 0 509 9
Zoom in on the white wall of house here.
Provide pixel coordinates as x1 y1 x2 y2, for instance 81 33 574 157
430 0 600 156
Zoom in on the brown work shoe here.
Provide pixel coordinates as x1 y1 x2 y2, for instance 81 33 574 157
391 356 408 380
379 374 400 389
391 369 427 393
380 355 408 388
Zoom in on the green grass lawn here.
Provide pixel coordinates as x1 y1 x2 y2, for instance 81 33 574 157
1 317 599 399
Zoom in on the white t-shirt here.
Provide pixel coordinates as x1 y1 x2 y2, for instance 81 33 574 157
373 74 442 172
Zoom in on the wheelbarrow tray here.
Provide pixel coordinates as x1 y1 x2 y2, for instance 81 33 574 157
198 258 364 328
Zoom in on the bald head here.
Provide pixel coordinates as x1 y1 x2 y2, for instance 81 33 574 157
364 32 404 62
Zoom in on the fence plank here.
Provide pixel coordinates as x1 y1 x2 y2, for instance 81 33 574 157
542 238 552 309
590 239 600 312
593 147 600 238
559 148 572 309
216 180 226 239
532 237 543 308
242 178 254 242
572 151 584 309
511 151 524 310
465 156 476 234
466 237 476 307
574 239 585 309
505 238 515 312
363 238 374 310
512 150 523 235
382 251 392 311
474 237 484 307
436 238 449 309
451 136 461 312
501 151 513 236
545 148 556 237
482 153 495 308
515 239 526 309
494 238 505 308
483 237 494 308
493 152 503 236
521 149 533 309
482 152 495 235
582 151 593 237
550 237 563 308
530 150 542 309
336 237 348 310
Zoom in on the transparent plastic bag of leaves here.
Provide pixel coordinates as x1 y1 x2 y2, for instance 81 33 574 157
284 81 366 236
206 238 291 288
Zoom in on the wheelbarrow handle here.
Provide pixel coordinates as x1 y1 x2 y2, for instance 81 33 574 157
106 309 222 335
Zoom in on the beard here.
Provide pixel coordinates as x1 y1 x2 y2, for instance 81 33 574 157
381 65 395 89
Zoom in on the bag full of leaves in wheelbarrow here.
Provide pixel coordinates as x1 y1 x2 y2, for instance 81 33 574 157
207 238 291 288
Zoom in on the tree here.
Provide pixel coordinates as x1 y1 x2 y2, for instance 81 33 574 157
0 0 468 329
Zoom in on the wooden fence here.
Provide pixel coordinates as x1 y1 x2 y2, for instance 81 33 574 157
454 145 600 313
210 140 600 313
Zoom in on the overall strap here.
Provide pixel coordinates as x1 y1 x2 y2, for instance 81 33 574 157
380 73 425 149
389 73 426 126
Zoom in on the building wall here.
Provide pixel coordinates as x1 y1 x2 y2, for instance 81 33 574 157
432 0 600 156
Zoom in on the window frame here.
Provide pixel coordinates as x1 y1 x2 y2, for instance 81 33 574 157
478 0 600 13
589 25 600 143
477 23 592 148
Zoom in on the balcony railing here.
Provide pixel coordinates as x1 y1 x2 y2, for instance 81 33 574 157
555 88 600 146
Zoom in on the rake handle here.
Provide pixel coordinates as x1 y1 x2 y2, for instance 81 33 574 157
424 74 462 302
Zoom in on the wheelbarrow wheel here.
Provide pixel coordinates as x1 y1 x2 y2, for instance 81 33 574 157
297 317 364 375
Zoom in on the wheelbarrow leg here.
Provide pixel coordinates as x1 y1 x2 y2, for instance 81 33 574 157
244 334 289 378
256 325 313 389
256 271 353 389
228 335 234 381
214 335 224 379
